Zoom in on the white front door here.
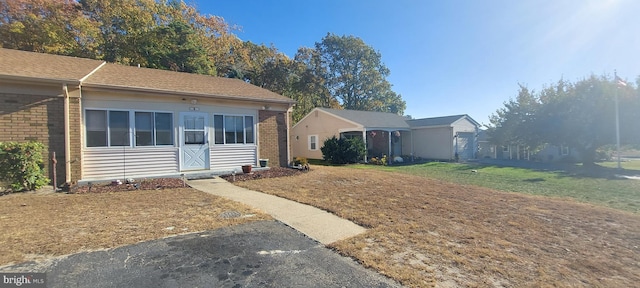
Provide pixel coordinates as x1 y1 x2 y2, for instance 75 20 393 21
180 112 209 171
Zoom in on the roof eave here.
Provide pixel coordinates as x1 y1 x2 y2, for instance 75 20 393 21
81 83 296 104
364 126 411 131
409 124 453 129
0 74 81 86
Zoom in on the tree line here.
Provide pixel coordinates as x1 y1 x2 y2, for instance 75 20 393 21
0 0 405 122
487 75 640 165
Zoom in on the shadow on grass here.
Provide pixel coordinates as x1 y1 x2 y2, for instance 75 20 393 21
523 178 546 182
479 159 639 180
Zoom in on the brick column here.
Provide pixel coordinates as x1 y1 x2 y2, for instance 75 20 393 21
68 96 82 182
258 110 290 167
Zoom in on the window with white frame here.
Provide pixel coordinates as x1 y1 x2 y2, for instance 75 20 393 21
85 109 173 147
183 114 206 144
135 112 173 146
213 115 255 144
309 135 318 150
561 145 569 156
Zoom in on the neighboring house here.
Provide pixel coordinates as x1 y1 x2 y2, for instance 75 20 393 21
291 108 411 162
0 48 295 185
291 108 481 162
477 129 497 159
479 130 581 162
407 115 480 161
534 144 580 162
496 144 580 162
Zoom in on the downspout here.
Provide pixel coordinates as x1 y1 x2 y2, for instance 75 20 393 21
62 84 72 183
410 129 414 162
450 127 454 161
286 105 293 166
387 130 392 165
362 129 367 162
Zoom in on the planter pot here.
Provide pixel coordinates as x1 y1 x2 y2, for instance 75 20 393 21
259 159 268 167
241 165 252 174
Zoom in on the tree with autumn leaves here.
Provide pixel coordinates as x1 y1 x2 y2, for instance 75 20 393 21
0 0 405 122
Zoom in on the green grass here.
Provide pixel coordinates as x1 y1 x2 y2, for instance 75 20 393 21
597 160 640 170
354 162 640 214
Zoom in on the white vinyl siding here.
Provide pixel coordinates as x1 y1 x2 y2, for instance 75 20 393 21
83 147 179 180
210 145 257 170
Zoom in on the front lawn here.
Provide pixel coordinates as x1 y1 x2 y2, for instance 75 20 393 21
234 165 640 287
598 159 640 170
359 162 640 213
0 189 270 266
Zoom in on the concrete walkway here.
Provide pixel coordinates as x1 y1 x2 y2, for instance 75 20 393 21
188 178 367 245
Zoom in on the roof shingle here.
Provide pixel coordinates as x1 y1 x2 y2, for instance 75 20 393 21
318 108 410 129
83 63 294 103
407 114 478 127
0 48 104 83
0 48 294 104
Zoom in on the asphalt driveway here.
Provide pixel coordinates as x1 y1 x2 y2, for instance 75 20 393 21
1 221 399 288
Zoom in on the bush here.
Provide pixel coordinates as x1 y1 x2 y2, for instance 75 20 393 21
0 142 50 191
369 155 388 166
293 156 308 166
321 136 366 164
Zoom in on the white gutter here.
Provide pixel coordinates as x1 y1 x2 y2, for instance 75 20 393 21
81 84 296 105
79 62 107 82
62 84 72 183
362 129 367 162
410 129 414 162
286 105 293 165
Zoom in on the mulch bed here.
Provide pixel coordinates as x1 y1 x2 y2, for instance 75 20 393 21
70 178 188 194
69 167 305 194
219 167 307 182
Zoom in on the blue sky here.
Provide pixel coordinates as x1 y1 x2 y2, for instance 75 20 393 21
195 0 639 124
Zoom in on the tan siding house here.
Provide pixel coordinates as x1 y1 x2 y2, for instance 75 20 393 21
291 108 411 163
0 48 295 185
407 115 480 161
292 109 481 163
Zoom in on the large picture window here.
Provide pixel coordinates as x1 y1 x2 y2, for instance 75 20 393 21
86 109 173 147
213 115 255 145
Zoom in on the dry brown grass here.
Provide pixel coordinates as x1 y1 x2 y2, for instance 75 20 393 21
0 188 270 266
234 165 640 287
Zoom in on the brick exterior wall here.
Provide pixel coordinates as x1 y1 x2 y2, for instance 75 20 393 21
69 97 82 181
258 110 290 167
0 92 67 186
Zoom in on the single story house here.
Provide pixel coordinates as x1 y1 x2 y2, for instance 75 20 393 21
477 129 497 159
0 48 295 185
407 115 480 161
477 130 581 162
291 108 411 162
291 108 481 162
490 144 580 162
